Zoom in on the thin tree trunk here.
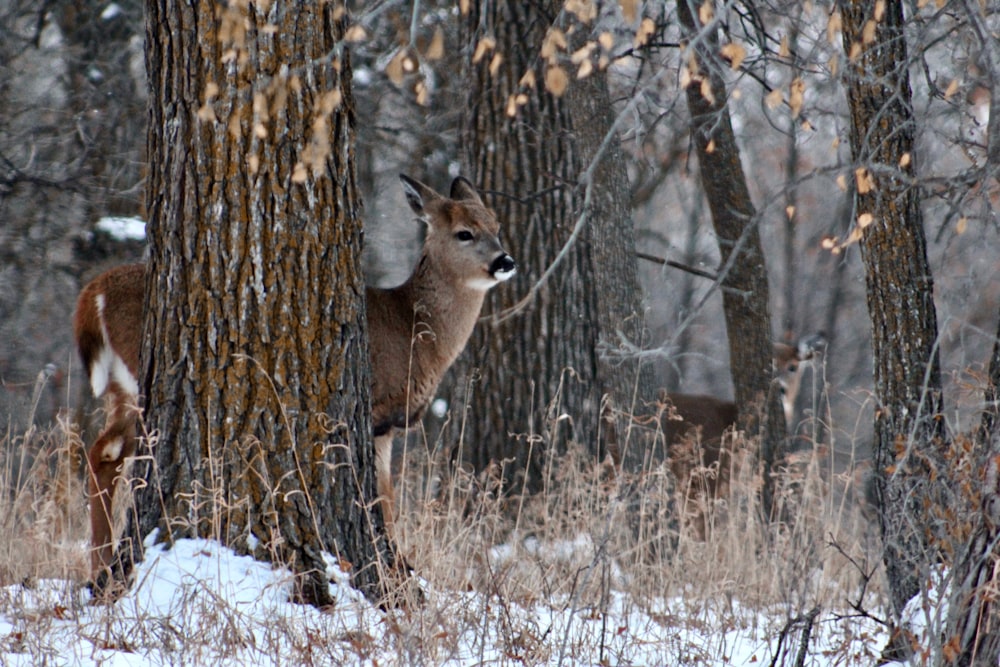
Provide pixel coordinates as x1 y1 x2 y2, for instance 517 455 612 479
563 67 658 473
676 0 786 518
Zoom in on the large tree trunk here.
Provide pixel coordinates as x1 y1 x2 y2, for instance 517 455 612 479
676 0 786 518
105 1 392 606
839 0 946 618
444 1 655 493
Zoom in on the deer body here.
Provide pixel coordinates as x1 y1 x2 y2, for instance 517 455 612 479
74 174 515 576
73 263 144 575
662 334 826 537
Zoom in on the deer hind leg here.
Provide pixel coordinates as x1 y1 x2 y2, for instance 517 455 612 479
87 394 137 576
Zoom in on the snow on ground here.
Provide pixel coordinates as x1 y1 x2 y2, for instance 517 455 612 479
0 534 891 666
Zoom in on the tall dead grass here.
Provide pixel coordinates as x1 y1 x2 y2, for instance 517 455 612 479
394 415 882 623
0 371 89 585
0 373 885 664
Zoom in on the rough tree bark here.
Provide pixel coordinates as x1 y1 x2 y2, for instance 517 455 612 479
839 0 946 619
943 303 1000 664
443 1 656 492
104 1 392 606
676 0 786 517
943 428 1000 666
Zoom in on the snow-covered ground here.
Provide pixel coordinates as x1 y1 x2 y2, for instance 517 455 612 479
0 534 893 666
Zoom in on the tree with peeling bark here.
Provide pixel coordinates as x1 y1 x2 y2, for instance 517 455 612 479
102 2 394 606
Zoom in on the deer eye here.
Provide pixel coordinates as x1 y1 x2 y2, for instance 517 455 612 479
455 230 474 241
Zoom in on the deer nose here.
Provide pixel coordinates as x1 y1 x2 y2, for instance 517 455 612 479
490 254 517 281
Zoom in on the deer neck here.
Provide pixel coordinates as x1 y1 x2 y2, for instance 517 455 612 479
402 256 487 366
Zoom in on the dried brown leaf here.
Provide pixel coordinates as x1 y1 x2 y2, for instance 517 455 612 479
789 78 805 118
943 79 959 100
620 0 638 23
472 37 496 64
385 51 405 85
855 167 874 194
571 43 596 64
699 0 714 25
545 65 569 96
426 27 445 61
344 24 367 43
765 88 783 109
862 20 877 45
720 42 746 70
566 0 597 22
700 79 715 105
542 28 567 60
488 53 503 77
874 0 886 21
827 11 842 43
634 17 655 48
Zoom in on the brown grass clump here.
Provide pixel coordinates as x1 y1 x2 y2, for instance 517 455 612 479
0 412 89 584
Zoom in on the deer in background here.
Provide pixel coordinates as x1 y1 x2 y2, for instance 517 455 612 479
74 174 516 576
661 333 827 537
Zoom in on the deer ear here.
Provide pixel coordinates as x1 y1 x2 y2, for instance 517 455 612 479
797 332 828 360
450 177 483 204
399 174 439 215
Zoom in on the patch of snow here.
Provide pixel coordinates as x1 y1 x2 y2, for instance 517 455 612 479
0 535 892 666
97 216 146 241
430 398 448 418
100 3 123 20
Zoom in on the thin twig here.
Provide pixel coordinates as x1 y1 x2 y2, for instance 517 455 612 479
636 251 750 296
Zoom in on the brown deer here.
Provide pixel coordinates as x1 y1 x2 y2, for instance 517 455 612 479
74 174 516 576
661 333 826 537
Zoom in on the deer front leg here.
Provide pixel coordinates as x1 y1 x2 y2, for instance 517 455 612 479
374 433 396 539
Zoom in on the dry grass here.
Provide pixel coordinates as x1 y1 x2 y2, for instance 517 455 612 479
395 423 882 615
0 412 90 586
0 381 887 665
